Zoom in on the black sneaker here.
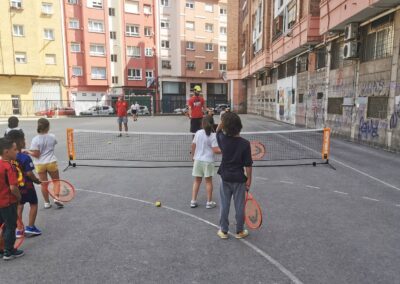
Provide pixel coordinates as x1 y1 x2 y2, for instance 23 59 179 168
3 249 24 261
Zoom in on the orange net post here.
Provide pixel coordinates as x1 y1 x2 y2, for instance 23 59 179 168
67 128 75 161
321 128 331 160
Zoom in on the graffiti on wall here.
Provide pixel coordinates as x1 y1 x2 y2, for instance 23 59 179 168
276 76 296 124
359 79 387 97
390 95 400 129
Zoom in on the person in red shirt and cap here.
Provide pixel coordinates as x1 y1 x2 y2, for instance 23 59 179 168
188 85 208 133
115 96 129 137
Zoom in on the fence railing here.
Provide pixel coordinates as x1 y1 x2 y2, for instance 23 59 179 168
0 98 230 116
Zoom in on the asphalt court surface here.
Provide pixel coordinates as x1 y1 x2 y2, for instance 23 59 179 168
1 115 399 284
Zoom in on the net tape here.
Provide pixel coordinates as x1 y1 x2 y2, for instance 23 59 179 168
70 128 326 163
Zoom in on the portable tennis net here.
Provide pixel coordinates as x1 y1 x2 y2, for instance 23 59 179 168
65 128 331 169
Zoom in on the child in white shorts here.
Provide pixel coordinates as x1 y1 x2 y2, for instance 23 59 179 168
190 116 221 209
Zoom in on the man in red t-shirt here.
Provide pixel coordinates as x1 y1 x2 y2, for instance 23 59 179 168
115 96 128 137
0 138 24 260
188 85 207 133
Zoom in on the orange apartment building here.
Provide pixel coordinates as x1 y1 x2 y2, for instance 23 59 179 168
64 0 157 112
156 0 229 112
228 0 400 151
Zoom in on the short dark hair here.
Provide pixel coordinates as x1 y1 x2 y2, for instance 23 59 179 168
37 118 50 133
0 138 14 155
8 116 19 128
221 112 242 136
6 129 25 144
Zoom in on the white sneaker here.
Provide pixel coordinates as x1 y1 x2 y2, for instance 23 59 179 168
206 201 217 209
44 202 52 209
190 200 198 208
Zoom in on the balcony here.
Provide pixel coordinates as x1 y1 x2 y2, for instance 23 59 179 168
271 16 321 63
320 0 400 34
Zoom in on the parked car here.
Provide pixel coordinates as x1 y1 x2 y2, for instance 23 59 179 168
80 105 114 116
138 106 150 115
35 107 76 117
214 104 229 114
173 106 188 115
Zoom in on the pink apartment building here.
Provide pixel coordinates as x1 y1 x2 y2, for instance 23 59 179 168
63 0 157 110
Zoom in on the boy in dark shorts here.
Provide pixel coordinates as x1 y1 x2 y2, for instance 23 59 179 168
0 138 24 260
6 130 42 236
216 112 253 239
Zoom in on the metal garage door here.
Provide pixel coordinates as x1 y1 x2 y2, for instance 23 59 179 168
32 81 62 111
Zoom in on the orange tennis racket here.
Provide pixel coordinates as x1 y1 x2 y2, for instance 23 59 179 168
41 179 75 202
244 191 263 229
0 217 25 250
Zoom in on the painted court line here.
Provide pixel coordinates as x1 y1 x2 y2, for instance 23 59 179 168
306 185 320 189
76 188 304 284
362 196 380 202
280 181 294 185
333 191 349 195
396 204 400 207
256 177 269 181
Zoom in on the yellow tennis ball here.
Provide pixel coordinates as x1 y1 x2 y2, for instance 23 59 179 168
155 201 161 207
107 141 112 144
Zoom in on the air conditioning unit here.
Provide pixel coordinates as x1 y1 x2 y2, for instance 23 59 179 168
10 1 22 9
344 23 359 41
343 41 358 59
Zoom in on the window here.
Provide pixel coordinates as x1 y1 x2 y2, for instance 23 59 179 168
219 64 227 71
10 0 22 8
44 29 54 40
128 69 142 80
186 1 194 9
144 27 152 36
186 41 194 50
15 52 26 64
69 18 79 29
220 26 227 34
125 1 139 13
186 61 195 70
145 48 153 57
111 54 117 62
298 93 304 103
361 15 394 62
161 40 170 48
186 21 195 30
88 20 104 32
112 76 118 84
126 24 140 36
144 4 152 14
90 44 105 56
330 40 342 70
91 67 106 79
160 20 169 29
297 53 308 73
160 0 169 6
110 31 116 39
127 46 141 57
205 4 213 12
68 0 78 4
316 48 326 69
71 42 81 52
205 23 213 32
328 98 343 115
145 70 153 78
205 62 213 70
205 43 213 51
13 25 24 36
41 3 53 14
45 54 56 65
287 1 296 29
72 66 82 76
220 46 227 52
88 0 102 8
162 60 171 69
109 8 115 16
367 97 388 119
220 7 227 15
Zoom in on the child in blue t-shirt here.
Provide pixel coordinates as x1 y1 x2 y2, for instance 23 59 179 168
216 112 253 239
6 130 42 236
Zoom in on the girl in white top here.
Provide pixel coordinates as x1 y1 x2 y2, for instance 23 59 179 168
27 118 63 209
190 116 221 209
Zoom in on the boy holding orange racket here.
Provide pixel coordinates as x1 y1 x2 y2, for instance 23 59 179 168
6 130 42 237
216 112 253 239
0 138 24 260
